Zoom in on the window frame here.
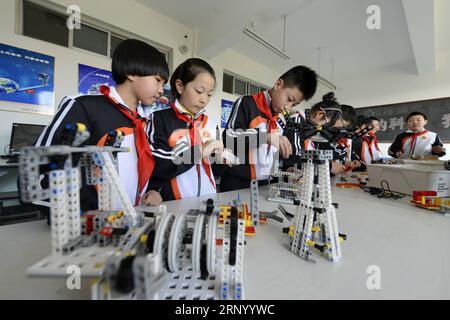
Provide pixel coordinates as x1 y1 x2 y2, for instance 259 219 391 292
16 0 173 70
19 0 70 47
223 70 270 96
71 20 111 58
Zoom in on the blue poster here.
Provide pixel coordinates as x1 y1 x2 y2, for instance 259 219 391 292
221 99 234 128
78 64 115 95
0 43 55 114
145 83 173 113
78 63 172 113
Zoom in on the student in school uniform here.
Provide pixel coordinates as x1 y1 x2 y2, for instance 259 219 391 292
332 104 377 172
220 66 318 192
35 39 168 210
388 111 446 159
369 116 381 134
334 104 358 169
281 110 308 172
148 58 230 201
351 115 384 170
300 93 348 175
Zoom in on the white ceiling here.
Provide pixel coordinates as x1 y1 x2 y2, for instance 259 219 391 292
137 0 448 81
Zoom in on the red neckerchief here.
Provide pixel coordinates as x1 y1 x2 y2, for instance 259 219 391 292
100 86 154 204
170 102 216 191
252 91 278 133
338 138 348 148
368 132 380 151
407 130 428 156
362 135 374 161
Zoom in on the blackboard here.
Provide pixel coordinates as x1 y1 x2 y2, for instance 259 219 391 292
356 97 450 143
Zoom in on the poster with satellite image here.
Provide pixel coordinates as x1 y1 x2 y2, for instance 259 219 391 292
0 43 55 115
78 64 115 95
144 83 173 113
221 99 234 128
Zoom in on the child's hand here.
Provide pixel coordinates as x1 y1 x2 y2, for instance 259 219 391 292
432 146 445 155
331 161 346 175
278 136 293 159
344 161 355 172
286 167 302 183
202 140 224 158
352 160 362 169
286 167 299 173
141 190 163 206
395 151 404 158
268 134 293 159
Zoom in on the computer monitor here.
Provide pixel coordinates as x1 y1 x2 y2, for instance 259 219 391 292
8 123 46 155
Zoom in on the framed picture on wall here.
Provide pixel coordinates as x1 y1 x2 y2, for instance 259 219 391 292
0 43 55 115
221 99 234 128
78 64 115 95
144 83 173 114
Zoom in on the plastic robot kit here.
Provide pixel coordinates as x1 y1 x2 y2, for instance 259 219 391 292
267 167 303 204
411 190 450 217
286 148 347 263
17 108 376 300
18 123 249 300
278 109 373 263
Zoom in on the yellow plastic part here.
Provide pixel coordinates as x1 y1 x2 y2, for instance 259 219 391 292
76 123 87 132
287 226 295 237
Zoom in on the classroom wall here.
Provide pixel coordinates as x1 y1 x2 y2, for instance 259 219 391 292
0 0 196 151
337 52 450 160
0 0 333 151
206 48 279 126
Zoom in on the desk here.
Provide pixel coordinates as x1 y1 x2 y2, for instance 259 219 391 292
1 185 450 300
0 159 18 169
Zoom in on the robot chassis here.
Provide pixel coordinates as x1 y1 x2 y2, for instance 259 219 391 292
18 123 252 300
267 167 302 205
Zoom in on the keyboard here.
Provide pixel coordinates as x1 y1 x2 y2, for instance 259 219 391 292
6 156 19 164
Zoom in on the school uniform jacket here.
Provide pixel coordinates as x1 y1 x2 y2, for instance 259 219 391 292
223 91 283 181
283 112 308 169
282 113 353 170
337 138 353 163
149 100 218 201
352 134 382 165
388 130 445 159
35 87 153 211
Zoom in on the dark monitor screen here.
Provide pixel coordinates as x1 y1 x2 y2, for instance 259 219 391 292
9 123 46 155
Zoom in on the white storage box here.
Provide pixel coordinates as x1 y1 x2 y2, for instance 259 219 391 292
367 161 450 197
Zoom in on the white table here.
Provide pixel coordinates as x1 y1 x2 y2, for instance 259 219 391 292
1 185 450 300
